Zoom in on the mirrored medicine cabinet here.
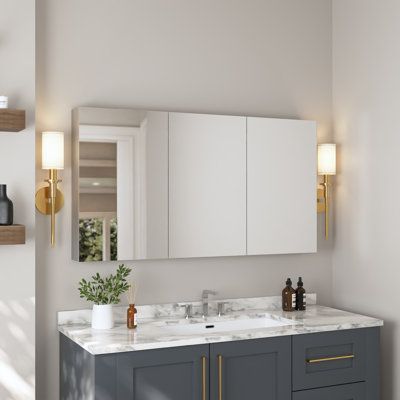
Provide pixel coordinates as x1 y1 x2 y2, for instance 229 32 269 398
72 107 316 262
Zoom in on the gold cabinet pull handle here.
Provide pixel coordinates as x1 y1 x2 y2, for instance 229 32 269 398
201 356 207 400
218 355 223 400
307 354 355 364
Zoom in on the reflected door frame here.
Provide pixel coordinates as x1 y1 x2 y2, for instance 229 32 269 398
79 124 147 260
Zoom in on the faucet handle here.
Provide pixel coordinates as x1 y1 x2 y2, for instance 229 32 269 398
180 304 193 319
217 302 229 317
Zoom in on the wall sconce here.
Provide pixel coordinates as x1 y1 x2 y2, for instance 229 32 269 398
317 143 336 239
35 132 65 247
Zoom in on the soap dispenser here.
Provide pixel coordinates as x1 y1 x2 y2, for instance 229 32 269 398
282 278 296 312
295 277 306 311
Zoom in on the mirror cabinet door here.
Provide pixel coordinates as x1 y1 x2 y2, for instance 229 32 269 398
72 108 168 262
168 113 247 258
247 117 317 255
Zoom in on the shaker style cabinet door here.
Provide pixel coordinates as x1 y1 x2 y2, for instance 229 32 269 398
116 345 210 400
247 117 317 255
169 112 246 258
210 337 291 400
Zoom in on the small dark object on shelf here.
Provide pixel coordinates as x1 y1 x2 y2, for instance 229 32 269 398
0 184 13 225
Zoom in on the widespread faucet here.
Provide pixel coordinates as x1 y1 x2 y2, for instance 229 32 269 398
202 289 217 317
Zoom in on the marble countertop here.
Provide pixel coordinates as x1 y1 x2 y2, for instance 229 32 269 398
58 295 383 355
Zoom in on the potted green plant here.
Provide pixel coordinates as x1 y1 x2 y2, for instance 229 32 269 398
78 264 132 329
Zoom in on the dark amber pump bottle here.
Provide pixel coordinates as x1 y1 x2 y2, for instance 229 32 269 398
127 304 137 329
295 277 306 311
282 278 296 312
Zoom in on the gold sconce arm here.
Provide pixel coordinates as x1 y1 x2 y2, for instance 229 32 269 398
323 174 329 240
317 143 336 240
35 169 64 247
317 175 331 240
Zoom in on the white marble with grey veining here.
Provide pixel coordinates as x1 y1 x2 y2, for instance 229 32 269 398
58 295 383 355
58 294 317 325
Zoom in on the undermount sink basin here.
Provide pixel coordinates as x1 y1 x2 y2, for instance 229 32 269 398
162 316 296 336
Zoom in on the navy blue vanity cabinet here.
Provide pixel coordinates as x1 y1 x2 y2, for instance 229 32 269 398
60 327 380 400
210 336 291 400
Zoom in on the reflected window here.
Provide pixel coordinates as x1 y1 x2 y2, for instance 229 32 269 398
79 216 118 262
110 217 118 261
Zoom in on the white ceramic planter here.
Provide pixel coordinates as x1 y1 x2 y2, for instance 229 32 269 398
92 304 114 330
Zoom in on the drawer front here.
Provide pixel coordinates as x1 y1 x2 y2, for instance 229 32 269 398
292 329 366 390
293 382 366 400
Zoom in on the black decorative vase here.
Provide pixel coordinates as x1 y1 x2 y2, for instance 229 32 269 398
0 184 13 225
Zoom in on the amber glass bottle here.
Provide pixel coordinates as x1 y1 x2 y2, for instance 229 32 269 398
295 277 306 311
127 304 137 329
282 278 296 312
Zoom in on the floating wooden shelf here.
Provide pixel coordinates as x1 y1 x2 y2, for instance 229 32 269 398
0 224 26 245
0 109 26 132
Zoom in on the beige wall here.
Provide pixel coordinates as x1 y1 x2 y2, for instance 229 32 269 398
0 1 36 399
36 1 333 398
332 1 400 398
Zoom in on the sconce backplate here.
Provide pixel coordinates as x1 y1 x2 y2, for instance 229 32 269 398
317 187 325 213
35 187 64 215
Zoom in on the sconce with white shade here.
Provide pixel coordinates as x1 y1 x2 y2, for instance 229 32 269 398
35 132 65 247
317 143 336 239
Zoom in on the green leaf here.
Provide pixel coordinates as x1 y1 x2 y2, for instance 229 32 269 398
77 264 133 304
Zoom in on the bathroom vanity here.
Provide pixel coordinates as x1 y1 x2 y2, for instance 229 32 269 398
59 296 382 400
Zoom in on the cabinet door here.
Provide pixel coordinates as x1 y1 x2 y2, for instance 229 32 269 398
116 345 209 400
292 382 366 400
210 337 291 400
247 117 316 255
169 112 246 258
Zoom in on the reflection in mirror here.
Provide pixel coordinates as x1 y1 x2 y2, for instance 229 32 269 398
72 108 168 262
79 142 117 261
